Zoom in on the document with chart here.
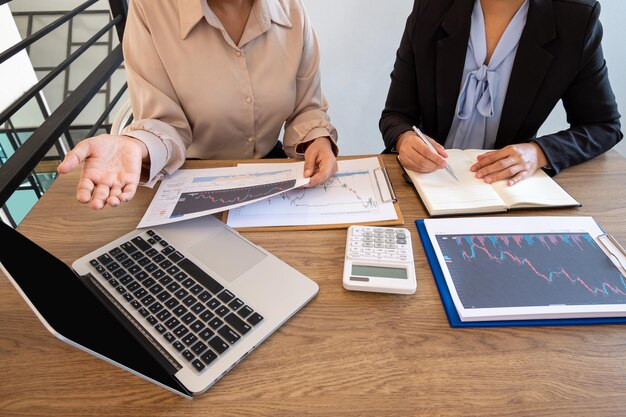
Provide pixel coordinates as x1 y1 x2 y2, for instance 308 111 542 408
421 216 626 322
137 164 309 228
225 156 403 230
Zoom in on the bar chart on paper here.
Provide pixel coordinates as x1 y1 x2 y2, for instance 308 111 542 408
437 232 626 310
226 157 400 228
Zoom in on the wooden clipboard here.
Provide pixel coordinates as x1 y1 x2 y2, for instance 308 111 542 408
221 155 404 231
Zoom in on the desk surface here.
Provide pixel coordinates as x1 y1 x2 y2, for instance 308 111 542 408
2 152 626 417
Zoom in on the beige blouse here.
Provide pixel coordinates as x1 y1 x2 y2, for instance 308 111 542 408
121 0 338 185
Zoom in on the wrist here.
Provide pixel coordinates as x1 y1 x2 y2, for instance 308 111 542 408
122 135 149 161
530 141 548 168
395 131 414 153
296 136 332 154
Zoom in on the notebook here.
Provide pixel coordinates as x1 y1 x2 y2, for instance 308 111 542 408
0 215 319 398
401 149 580 216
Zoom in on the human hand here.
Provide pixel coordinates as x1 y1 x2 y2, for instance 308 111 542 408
302 137 338 186
470 143 548 186
396 130 449 172
56 134 148 209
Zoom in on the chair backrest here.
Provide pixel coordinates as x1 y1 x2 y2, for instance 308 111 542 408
110 97 133 136
0 0 128 227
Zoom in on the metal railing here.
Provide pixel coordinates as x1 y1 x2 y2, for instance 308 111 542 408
0 0 127 227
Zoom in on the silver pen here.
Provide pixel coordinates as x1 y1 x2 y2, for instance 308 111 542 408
411 126 459 182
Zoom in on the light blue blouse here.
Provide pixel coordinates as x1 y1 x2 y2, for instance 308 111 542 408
444 0 529 149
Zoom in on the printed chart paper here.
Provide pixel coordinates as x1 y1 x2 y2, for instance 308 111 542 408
138 164 309 228
226 157 398 228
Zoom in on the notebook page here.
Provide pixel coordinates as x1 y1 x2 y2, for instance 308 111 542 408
490 168 580 208
406 150 505 215
460 149 579 209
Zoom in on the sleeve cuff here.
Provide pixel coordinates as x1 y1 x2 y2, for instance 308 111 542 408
295 127 339 157
122 129 169 186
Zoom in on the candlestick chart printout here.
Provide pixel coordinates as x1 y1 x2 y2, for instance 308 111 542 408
226 157 399 228
138 165 309 228
436 233 626 311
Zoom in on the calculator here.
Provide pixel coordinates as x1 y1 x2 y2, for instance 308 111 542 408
343 225 416 295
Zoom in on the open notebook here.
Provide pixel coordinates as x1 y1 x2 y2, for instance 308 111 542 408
0 216 318 398
401 149 580 216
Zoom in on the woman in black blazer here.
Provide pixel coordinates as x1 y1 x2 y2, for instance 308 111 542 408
380 0 622 185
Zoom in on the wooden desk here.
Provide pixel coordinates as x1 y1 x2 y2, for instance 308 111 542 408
1 152 625 417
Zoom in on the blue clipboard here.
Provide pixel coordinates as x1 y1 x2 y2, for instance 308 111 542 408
415 219 626 327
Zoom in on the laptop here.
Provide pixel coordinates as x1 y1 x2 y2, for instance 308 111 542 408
0 215 318 398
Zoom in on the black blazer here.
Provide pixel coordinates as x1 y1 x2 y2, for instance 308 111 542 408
379 0 622 174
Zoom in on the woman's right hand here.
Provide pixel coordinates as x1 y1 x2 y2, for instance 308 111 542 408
56 134 148 209
396 130 449 172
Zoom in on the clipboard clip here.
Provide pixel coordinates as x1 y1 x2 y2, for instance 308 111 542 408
598 234 626 275
374 165 397 203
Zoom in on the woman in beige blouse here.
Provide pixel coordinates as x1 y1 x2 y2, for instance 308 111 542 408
57 0 339 210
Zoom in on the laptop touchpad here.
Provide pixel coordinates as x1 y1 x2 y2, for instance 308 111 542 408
188 228 266 282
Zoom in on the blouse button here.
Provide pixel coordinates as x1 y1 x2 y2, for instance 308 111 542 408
247 137 254 143
245 97 252 103
236 51 242 57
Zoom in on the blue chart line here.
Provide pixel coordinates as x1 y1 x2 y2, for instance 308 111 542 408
436 233 626 309
170 179 296 218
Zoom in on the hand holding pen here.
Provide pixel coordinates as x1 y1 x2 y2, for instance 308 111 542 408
410 126 459 181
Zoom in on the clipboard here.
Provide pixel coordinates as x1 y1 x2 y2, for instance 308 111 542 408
221 155 404 231
416 219 626 328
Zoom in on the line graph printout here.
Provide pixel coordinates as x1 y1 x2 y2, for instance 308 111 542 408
424 216 626 322
138 164 309 228
226 157 398 228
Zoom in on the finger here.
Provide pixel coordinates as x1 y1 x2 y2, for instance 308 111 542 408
475 154 516 179
308 151 338 186
106 187 123 207
416 141 446 167
76 177 95 204
483 163 523 184
90 184 111 210
471 150 506 172
303 152 317 178
400 145 441 172
408 151 443 172
118 182 138 203
307 160 333 187
430 140 449 158
506 170 528 186
57 143 90 174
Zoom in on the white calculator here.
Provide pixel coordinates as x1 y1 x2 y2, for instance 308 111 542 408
343 225 416 295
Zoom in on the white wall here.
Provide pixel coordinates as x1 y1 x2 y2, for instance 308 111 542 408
303 0 626 157
0 4 47 127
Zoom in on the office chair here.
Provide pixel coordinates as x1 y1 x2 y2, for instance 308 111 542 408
110 98 134 135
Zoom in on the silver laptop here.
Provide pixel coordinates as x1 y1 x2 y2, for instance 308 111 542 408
0 215 318 398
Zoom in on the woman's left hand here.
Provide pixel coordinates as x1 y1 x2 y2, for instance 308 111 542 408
470 142 548 186
302 137 338 186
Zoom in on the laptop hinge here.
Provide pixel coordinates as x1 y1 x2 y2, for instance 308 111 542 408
80 273 183 374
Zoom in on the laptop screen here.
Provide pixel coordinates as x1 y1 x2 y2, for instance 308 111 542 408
0 221 190 397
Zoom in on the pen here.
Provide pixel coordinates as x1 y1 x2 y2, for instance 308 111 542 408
411 126 459 182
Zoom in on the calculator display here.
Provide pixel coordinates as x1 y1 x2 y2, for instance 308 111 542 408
351 264 407 279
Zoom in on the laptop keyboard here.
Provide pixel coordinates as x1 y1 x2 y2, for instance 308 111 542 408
88 229 264 374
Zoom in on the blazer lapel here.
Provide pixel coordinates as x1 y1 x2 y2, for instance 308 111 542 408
435 0 474 139
496 0 555 145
